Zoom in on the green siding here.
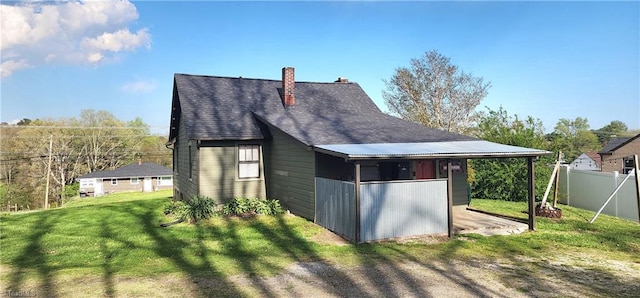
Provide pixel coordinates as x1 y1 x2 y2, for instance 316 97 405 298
436 159 469 206
173 117 198 201
198 141 266 203
452 170 469 206
267 128 316 220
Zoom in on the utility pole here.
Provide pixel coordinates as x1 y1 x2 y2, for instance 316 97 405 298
44 135 53 209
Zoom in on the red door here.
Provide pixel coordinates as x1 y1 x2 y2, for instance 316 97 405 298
416 160 435 179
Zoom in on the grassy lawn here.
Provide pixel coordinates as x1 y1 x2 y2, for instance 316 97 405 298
469 199 640 260
1 191 639 297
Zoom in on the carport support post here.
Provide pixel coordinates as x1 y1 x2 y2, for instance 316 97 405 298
634 155 640 223
355 162 361 243
527 157 536 231
447 159 454 238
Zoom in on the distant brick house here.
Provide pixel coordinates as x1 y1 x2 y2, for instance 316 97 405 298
77 161 173 196
598 134 640 173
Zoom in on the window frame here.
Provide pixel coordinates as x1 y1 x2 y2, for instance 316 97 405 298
130 177 139 185
111 179 118 186
174 145 179 175
238 144 261 179
158 176 172 186
188 144 193 180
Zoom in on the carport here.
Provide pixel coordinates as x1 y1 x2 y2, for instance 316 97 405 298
313 140 550 243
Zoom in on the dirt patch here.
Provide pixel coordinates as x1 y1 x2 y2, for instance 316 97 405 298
309 229 450 245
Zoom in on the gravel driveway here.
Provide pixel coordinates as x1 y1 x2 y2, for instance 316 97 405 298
225 256 640 298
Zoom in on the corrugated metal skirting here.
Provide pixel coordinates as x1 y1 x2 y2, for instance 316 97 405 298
360 180 448 242
315 178 356 241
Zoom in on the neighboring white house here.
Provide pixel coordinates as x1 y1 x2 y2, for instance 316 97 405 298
569 152 601 171
77 161 173 196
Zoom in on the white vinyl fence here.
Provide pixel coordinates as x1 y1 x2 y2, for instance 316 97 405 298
558 166 639 222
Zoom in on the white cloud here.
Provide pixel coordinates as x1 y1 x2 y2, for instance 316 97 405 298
87 52 104 63
122 79 157 93
1 59 30 78
82 28 150 53
0 0 150 76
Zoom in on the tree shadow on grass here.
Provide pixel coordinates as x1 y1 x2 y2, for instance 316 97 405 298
361 239 508 298
241 215 372 297
173 214 372 297
7 210 61 297
99 217 116 298
137 209 246 297
487 233 640 296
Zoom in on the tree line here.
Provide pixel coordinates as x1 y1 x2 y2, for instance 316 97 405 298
0 110 171 210
384 50 638 201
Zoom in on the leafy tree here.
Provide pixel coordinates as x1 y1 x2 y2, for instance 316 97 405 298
548 117 599 161
12 118 86 208
0 124 32 209
470 107 553 201
383 50 491 134
140 135 172 168
16 118 32 126
592 120 628 145
2 110 156 210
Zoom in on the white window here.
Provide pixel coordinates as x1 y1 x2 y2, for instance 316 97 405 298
80 179 94 188
131 177 139 185
111 179 117 186
158 176 173 186
238 145 260 179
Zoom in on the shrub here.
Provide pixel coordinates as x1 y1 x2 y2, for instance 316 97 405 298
222 198 283 216
63 183 80 200
165 196 217 223
164 200 186 215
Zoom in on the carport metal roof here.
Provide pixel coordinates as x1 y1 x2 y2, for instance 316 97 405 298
314 140 550 160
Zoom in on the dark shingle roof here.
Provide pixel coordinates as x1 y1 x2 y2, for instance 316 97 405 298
78 162 172 179
170 74 476 145
599 137 632 154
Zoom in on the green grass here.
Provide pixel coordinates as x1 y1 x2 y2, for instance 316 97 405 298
1 190 332 278
1 192 639 296
468 199 640 261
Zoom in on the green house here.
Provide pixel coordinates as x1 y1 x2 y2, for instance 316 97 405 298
168 67 548 242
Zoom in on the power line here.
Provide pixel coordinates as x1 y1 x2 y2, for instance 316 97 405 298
0 125 168 130
1 135 168 140
0 151 171 163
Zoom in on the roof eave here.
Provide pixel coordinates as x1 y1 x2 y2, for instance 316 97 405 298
313 147 551 160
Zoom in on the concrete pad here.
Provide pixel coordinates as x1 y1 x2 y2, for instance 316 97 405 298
453 208 528 236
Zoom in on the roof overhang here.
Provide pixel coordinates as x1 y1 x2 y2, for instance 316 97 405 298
313 141 551 160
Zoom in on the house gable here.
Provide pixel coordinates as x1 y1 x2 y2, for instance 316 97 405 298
570 152 601 171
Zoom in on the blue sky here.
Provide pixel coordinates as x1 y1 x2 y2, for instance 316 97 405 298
1 1 638 135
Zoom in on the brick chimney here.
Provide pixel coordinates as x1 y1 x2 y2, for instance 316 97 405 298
335 77 349 83
138 158 142 166
282 67 295 107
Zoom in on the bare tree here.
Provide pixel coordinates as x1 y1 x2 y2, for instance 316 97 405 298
4 110 151 209
78 110 145 172
383 50 491 134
